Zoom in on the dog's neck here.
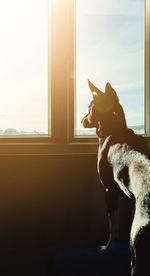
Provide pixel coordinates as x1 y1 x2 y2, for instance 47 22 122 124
96 123 129 140
97 126 148 159
97 125 135 145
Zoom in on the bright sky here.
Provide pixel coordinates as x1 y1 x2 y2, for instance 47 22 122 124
0 0 48 134
76 0 144 135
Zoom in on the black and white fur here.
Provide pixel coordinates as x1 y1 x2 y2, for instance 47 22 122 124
81 80 150 276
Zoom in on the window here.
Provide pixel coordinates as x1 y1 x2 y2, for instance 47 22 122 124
0 0 49 137
0 0 150 154
75 0 145 136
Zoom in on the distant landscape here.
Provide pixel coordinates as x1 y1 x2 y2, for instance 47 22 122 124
0 128 48 137
0 125 144 137
76 125 145 136
129 125 144 134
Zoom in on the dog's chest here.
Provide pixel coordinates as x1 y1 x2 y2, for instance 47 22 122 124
107 144 133 197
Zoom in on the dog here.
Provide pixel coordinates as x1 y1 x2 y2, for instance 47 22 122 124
81 80 150 276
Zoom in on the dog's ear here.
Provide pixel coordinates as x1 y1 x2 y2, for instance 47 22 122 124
88 80 104 99
105 82 127 127
105 82 119 102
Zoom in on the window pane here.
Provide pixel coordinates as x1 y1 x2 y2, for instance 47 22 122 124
0 0 49 137
75 0 144 136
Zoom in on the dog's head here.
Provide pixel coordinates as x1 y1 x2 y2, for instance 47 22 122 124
81 80 127 137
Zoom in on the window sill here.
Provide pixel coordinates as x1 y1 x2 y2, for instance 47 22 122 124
0 135 150 156
0 140 98 156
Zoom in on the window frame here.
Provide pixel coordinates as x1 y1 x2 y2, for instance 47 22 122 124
145 0 150 136
0 0 149 155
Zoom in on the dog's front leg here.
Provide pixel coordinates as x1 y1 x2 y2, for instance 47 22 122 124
108 208 119 243
98 148 120 252
100 188 120 252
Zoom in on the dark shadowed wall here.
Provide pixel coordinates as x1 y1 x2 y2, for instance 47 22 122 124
0 154 132 260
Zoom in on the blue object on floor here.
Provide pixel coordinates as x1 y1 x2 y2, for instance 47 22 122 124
52 242 131 276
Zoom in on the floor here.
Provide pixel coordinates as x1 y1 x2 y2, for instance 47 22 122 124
52 242 131 276
0 242 131 276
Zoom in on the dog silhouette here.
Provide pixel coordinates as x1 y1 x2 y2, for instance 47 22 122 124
82 80 150 276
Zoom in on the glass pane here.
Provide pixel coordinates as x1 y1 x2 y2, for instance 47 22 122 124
75 0 144 136
0 0 49 137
